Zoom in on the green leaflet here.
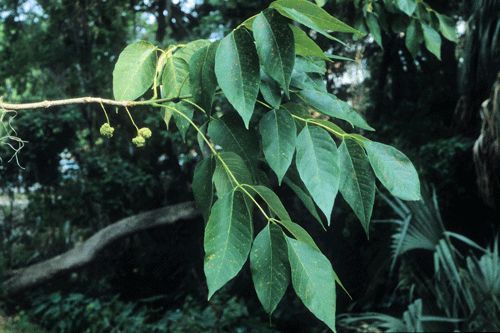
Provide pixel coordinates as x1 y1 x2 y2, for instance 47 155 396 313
282 102 311 119
169 101 193 140
436 14 457 42
161 53 194 140
204 190 253 299
405 19 421 57
283 175 323 226
197 122 211 158
113 41 157 101
250 223 290 314
421 23 442 60
260 70 282 109
259 109 297 184
363 140 421 201
366 14 382 48
298 89 374 131
253 9 295 96
338 139 375 237
327 54 356 62
175 39 211 64
215 28 260 128
290 25 330 61
189 42 218 113
254 173 322 238
286 237 337 332
270 0 363 40
276 219 319 251
295 126 340 225
162 55 190 98
207 115 259 170
294 56 326 74
163 108 173 129
396 0 417 16
291 70 327 92
249 185 292 222
192 157 215 221
307 118 346 136
241 15 256 30
212 152 253 197
415 3 431 22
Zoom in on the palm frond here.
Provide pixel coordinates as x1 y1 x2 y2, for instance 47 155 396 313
377 186 445 272
338 298 459 333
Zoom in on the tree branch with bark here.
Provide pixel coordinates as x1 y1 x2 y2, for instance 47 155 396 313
2 201 200 297
0 95 191 111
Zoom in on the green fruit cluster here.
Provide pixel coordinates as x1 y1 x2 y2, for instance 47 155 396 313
132 127 152 147
99 123 115 138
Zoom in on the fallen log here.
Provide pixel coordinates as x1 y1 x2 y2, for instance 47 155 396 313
3 201 199 296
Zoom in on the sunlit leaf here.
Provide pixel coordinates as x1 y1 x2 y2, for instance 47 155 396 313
175 39 211 64
162 55 190 98
396 0 417 16
298 89 374 131
290 25 330 60
271 0 363 40
113 41 157 101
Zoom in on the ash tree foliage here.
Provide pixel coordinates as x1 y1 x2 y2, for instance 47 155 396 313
73 0 420 330
353 0 458 59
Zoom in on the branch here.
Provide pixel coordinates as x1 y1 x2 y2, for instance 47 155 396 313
2 201 199 296
0 95 191 111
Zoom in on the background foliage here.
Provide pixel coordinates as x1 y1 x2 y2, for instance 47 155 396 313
0 0 498 332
